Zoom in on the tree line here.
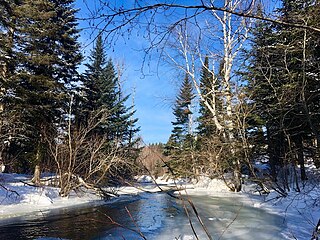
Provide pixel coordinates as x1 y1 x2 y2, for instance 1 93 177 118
0 0 139 196
77 0 319 194
164 0 320 193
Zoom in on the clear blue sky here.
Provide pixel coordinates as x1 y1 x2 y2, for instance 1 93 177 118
75 0 177 144
74 0 281 144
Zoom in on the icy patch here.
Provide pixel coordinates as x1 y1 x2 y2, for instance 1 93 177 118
135 175 155 183
179 235 197 240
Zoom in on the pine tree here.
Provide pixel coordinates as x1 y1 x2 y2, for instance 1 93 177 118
170 74 194 144
82 35 106 114
269 0 320 181
79 35 140 183
302 3 320 168
195 56 225 175
0 1 17 166
197 56 222 137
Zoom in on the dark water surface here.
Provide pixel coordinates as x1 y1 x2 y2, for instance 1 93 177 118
0 192 286 240
0 193 179 240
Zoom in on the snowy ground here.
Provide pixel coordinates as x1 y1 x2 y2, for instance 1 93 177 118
0 173 319 239
0 173 102 220
0 173 161 221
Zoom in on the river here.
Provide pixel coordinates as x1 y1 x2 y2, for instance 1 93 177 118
0 192 286 239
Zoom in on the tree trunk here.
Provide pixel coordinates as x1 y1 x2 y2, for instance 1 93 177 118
31 165 41 185
314 138 320 169
233 159 242 192
295 134 307 181
267 126 277 181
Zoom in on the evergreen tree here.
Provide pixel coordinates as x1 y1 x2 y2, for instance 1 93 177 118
270 0 320 181
0 0 82 173
170 74 194 145
195 56 225 175
82 35 139 146
82 35 107 114
197 56 223 138
243 13 280 179
80 35 140 183
166 73 195 175
0 1 17 167
245 0 320 185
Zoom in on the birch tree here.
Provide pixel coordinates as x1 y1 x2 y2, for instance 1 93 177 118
163 0 251 191
80 0 319 191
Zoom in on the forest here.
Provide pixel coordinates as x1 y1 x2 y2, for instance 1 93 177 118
0 0 320 199
0 0 140 197
161 0 320 194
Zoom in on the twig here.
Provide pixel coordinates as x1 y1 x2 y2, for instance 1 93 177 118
0 183 20 197
19 180 41 187
312 219 320 240
138 142 214 240
218 204 243 240
101 212 147 239
125 206 147 240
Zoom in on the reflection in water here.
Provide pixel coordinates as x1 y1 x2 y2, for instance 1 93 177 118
0 192 180 240
0 193 286 240
103 192 180 239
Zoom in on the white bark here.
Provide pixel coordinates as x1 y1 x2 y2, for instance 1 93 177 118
167 0 250 135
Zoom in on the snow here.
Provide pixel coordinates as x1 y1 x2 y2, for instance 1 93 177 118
0 173 103 220
0 173 168 222
0 164 4 173
0 173 319 239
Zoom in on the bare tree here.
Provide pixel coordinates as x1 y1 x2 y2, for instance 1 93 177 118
80 0 320 49
161 0 251 191
79 0 260 191
79 0 319 191
45 96 136 197
137 144 169 178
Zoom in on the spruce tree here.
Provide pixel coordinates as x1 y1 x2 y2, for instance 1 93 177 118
82 35 139 146
270 0 320 180
80 35 139 182
245 0 320 184
166 73 195 175
197 56 222 137
195 56 224 174
0 0 82 173
171 74 194 144
0 1 17 166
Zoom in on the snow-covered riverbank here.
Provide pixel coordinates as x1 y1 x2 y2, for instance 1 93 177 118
122 175 320 239
176 176 320 240
0 173 319 239
0 174 162 221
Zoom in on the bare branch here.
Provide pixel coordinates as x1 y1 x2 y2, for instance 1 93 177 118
82 2 320 35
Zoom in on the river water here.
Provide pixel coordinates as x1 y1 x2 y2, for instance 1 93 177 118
0 192 286 240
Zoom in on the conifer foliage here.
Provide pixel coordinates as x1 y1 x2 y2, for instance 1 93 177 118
0 0 82 173
82 35 139 146
0 1 139 193
166 73 195 176
244 0 320 188
163 0 320 193
197 56 221 138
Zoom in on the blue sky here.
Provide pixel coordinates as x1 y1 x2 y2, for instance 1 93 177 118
74 0 282 144
75 1 178 144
